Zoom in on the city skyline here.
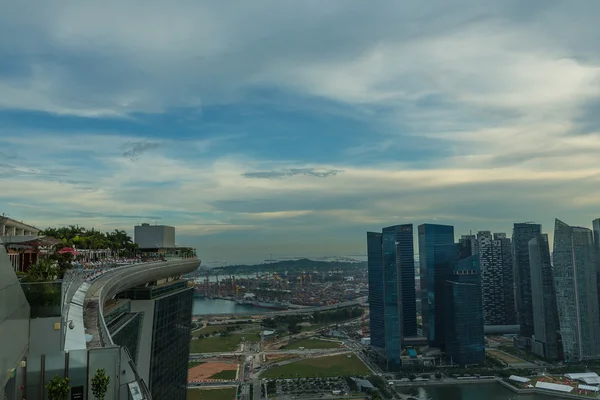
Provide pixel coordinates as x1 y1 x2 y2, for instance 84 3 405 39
2 1 600 263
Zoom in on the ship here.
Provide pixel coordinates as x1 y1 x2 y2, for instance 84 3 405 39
250 300 289 310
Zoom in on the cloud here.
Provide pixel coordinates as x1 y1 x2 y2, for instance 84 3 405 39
122 141 163 160
242 168 342 180
1 1 600 263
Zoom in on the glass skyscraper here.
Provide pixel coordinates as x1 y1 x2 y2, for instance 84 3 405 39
477 231 516 326
444 254 485 366
553 219 600 361
529 234 561 360
117 280 194 400
367 224 417 371
367 232 385 351
593 218 600 253
512 223 542 338
418 223 455 349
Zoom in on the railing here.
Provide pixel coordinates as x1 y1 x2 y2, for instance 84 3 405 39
96 258 199 346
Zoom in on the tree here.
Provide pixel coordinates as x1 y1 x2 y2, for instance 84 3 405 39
46 375 70 400
23 258 61 282
91 368 110 400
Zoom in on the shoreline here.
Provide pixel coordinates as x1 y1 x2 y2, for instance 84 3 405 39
397 378 593 399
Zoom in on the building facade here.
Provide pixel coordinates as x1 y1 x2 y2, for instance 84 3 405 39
529 234 561 360
134 223 176 250
0 239 30 400
553 219 600 361
593 218 600 253
367 232 385 351
458 234 477 259
512 223 542 338
418 223 455 349
367 224 417 371
477 231 516 326
118 280 194 400
444 254 485 366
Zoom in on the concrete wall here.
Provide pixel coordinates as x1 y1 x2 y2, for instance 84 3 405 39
0 240 31 400
28 317 63 356
129 299 155 385
134 225 176 249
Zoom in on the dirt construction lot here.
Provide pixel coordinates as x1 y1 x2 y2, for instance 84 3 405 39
188 362 238 381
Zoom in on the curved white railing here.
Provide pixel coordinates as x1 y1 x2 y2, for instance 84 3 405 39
65 258 200 400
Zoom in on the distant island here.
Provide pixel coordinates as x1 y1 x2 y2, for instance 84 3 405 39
211 258 366 274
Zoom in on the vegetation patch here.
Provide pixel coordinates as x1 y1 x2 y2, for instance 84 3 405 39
208 370 238 380
188 361 205 369
187 387 237 400
190 333 261 353
486 349 525 364
261 353 370 378
282 338 342 350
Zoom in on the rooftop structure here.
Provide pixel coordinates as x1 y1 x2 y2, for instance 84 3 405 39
1 224 200 400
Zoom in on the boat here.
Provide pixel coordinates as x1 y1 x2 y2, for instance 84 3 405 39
251 300 289 310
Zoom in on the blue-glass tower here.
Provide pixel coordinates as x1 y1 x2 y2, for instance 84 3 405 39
512 222 542 338
367 232 385 351
418 224 455 349
367 224 417 371
444 254 485 366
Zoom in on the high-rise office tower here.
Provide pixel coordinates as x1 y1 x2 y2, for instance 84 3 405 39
477 231 516 326
444 254 485 366
418 224 455 349
529 234 561 360
512 223 542 338
553 219 600 361
117 280 194 400
367 232 385 351
367 224 417 370
593 218 600 313
458 234 477 259
593 219 600 253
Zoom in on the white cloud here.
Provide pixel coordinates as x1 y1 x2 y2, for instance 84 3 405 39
2 1 600 262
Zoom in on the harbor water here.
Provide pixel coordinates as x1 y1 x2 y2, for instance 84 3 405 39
398 384 563 400
193 296 273 315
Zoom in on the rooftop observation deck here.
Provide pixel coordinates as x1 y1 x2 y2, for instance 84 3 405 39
84 258 199 348
63 258 200 399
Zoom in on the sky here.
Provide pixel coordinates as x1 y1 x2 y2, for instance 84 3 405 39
1 1 600 264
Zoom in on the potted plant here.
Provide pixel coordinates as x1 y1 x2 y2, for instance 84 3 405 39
46 375 70 400
91 368 110 400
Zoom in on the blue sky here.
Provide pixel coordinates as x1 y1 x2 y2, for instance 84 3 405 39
1 0 600 264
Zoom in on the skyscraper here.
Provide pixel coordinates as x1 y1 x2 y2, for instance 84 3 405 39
477 231 516 326
367 224 417 370
553 219 600 361
118 280 194 400
593 219 600 253
512 223 542 338
418 223 455 349
458 234 477 259
444 254 485 366
367 232 385 351
529 234 561 360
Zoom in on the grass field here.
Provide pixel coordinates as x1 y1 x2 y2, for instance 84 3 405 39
190 333 261 353
188 361 205 369
187 387 237 400
193 325 251 337
283 338 341 350
261 353 370 378
487 349 525 364
208 370 238 380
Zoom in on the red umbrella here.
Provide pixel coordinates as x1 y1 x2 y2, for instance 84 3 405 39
58 247 80 255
